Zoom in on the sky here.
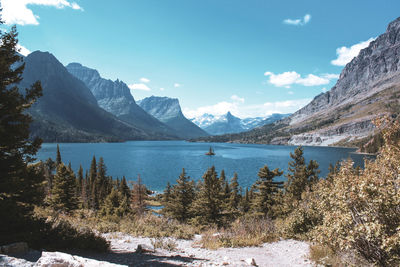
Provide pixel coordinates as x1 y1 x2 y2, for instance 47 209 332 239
2 0 400 119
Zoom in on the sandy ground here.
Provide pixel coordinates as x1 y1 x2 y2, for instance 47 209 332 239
1 233 315 266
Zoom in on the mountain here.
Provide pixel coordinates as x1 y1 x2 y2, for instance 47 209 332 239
191 112 290 135
195 17 400 147
66 63 178 139
21 51 153 142
137 96 208 139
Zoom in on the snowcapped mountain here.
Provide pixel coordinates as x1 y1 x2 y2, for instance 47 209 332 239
190 112 290 135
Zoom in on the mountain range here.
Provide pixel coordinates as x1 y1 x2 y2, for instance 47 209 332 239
190 112 290 135
195 17 400 148
138 96 208 139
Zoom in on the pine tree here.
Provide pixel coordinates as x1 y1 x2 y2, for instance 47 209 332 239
48 163 78 212
131 175 148 215
284 146 308 201
252 165 283 218
76 165 84 198
100 187 130 219
93 157 109 208
191 166 223 226
228 173 240 212
240 187 251 213
161 182 172 216
56 144 62 166
88 155 97 209
0 23 44 244
119 176 131 200
166 169 195 222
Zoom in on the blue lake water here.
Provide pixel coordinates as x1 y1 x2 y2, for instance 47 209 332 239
37 141 374 193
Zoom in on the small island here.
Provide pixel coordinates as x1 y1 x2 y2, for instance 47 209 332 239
205 147 215 156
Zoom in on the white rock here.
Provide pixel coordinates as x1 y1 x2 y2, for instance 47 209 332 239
35 251 127 267
0 254 35 267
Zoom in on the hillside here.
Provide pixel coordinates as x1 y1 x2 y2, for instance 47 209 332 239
196 17 400 147
138 96 208 139
21 51 152 142
66 63 178 140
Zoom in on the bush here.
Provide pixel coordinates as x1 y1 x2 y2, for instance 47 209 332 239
312 121 400 266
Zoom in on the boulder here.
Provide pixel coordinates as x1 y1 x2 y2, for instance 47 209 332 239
35 251 127 267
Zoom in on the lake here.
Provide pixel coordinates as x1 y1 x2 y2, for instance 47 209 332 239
37 141 374 193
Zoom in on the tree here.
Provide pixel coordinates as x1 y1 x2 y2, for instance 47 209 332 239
131 175 148 215
48 163 78 212
228 173 240 212
285 146 320 201
0 23 44 244
88 155 97 209
119 176 131 200
56 144 62 166
100 187 130 219
165 168 195 222
252 165 283 218
191 166 223 226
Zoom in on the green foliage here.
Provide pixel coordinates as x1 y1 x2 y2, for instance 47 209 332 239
48 163 78 212
131 175 149 215
163 168 195 222
0 24 44 245
252 165 283 218
100 188 130 220
190 166 223 226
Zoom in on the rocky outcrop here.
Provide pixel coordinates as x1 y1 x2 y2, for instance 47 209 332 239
138 96 208 139
66 63 178 139
36 251 127 267
196 17 400 147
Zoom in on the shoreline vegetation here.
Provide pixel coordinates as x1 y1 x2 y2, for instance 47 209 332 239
1 22 399 267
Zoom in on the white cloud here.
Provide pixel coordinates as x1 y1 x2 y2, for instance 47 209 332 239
264 71 338 88
230 94 245 103
128 83 151 91
174 83 181 88
283 14 311 26
183 97 310 119
331 38 376 66
159 87 165 91
140 77 150 83
16 43 31 56
2 0 83 26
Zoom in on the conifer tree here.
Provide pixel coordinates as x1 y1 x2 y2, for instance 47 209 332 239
166 169 195 222
48 163 78 212
131 175 148 215
100 187 130 219
191 166 223 226
56 144 62 166
76 165 84 198
88 156 97 209
162 182 173 216
284 146 308 201
119 176 131 200
252 165 283 218
0 23 44 243
240 187 251 213
228 173 240 212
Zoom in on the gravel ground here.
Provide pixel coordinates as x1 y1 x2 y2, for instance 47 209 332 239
95 232 314 266
0 233 315 266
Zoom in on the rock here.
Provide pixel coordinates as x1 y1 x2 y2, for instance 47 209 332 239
135 244 153 254
245 257 257 266
0 242 29 254
36 251 127 267
0 254 35 267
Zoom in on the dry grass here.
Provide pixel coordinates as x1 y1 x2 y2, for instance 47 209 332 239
200 216 277 249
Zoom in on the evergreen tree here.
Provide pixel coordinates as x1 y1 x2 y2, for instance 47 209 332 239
76 165 84 198
88 156 97 209
93 157 109 208
119 176 131 200
0 23 44 244
252 165 283 218
306 159 320 189
100 188 130 219
228 173 240 212
161 182 172 216
240 187 251 213
166 169 195 222
44 158 56 195
191 166 223 226
284 146 309 201
327 161 340 182
56 144 62 166
48 163 78 212
131 175 148 215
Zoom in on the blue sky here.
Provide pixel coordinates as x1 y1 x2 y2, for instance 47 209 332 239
2 0 400 118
